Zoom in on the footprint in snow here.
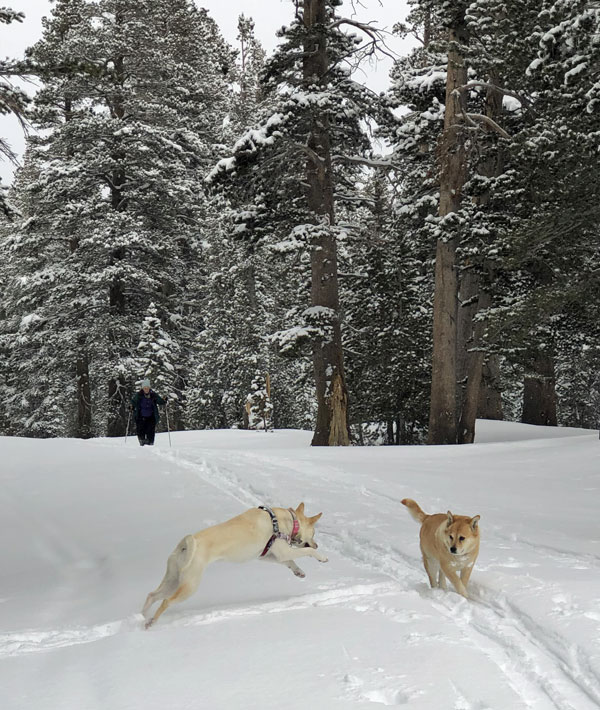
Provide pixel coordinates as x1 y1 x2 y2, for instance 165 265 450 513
343 673 411 706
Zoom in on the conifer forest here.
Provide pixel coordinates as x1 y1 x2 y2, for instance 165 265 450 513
0 0 599 445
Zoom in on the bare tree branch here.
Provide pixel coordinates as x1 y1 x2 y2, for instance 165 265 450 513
461 110 511 139
329 17 399 63
292 141 325 167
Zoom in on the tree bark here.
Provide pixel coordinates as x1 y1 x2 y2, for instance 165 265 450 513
478 356 504 420
522 350 557 426
75 350 92 439
457 289 491 443
428 19 469 445
303 0 350 446
106 375 128 437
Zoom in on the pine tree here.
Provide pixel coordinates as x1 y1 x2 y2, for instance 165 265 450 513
211 0 394 445
185 19 275 432
465 0 600 428
340 176 432 444
2 0 233 437
134 302 180 394
245 373 273 431
0 7 29 216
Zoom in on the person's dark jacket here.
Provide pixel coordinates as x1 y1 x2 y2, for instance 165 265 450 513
131 389 166 423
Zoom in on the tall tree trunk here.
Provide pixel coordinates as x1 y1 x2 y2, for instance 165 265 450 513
428 18 469 445
303 0 349 446
458 78 505 443
65 97 93 439
75 349 92 438
458 289 491 443
522 350 557 426
456 263 479 422
105 51 128 437
106 375 128 437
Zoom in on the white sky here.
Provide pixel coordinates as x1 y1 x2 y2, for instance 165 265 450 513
1 0 413 184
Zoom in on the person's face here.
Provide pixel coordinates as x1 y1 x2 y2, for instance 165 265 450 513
143 386 150 394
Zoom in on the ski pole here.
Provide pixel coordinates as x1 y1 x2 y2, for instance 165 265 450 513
166 402 172 447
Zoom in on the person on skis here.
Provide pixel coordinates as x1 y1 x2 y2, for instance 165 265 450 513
131 379 165 446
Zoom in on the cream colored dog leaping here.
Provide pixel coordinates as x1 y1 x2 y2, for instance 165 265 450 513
401 498 480 598
142 503 327 628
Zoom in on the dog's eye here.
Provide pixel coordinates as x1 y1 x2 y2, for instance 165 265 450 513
459 536 465 542
449 535 454 541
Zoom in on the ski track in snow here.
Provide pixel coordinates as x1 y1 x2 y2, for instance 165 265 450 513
150 446 600 710
0 582 398 659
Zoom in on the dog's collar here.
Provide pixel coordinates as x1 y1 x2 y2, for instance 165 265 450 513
287 507 300 541
258 506 301 557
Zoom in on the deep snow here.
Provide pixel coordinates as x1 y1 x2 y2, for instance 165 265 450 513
1 420 599 709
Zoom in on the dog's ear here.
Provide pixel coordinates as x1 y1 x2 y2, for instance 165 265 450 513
446 511 454 526
470 515 480 530
309 512 322 525
296 502 305 516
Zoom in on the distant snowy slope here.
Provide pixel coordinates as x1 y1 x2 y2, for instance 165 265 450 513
475 418 595 442
1 421 599 709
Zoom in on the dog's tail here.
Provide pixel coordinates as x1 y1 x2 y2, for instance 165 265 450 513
401 498 427 523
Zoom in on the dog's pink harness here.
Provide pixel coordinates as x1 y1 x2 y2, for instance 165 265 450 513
259 506 301 557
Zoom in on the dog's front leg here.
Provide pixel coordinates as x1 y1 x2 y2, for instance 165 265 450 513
270 540 328 564
284 560 306 578
439 560 468 598
460 563 474 589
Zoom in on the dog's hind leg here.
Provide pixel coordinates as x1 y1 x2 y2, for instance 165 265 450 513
142 534 197 621
141 572 180 619
142 589 166 618
145 581 197 629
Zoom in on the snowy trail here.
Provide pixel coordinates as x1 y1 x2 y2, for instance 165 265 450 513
0 581 398 659
153 444 600 710
2 429 598 710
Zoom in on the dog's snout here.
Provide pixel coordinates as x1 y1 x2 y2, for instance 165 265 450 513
450 546 457 554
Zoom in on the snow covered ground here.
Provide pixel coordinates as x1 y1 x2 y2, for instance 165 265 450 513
1 420 599 710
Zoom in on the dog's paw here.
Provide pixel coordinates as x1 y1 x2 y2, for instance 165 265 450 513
318 555 328 563
144 618 155 630
293 568 306 578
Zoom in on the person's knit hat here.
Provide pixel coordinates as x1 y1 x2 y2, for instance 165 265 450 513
141 378 151 388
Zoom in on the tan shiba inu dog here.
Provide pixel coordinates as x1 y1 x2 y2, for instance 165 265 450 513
142 503 326 628
401 498 480 598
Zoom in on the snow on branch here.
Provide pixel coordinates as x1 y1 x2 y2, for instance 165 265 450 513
207 112 287 182
0 8 24 24
331 153 394 169
457 81 533 110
